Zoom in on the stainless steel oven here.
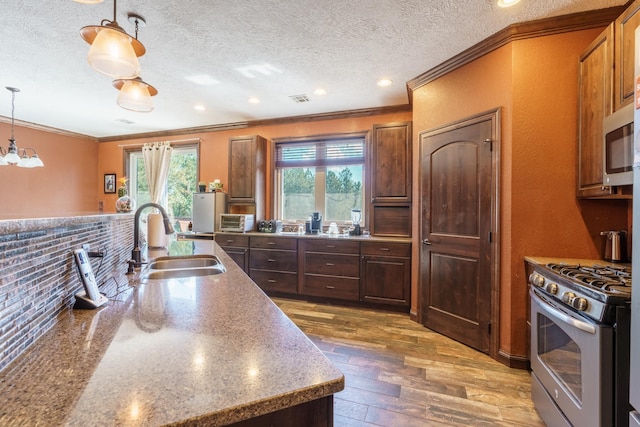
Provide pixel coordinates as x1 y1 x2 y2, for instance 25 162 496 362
529 263 631 427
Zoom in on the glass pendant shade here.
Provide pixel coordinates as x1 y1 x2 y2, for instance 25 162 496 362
30 154 44 167
4 144 21 164
115 79 156 112
86 27 141 78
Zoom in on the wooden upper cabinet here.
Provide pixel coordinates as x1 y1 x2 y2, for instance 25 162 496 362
577 24 614 198
370 122 412 202
614 0 640 111
228 135 266 202
228 135 267 221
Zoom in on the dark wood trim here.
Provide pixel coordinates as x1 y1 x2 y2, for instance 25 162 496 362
407 7 625 91
96 105 411 143
496 349 530 371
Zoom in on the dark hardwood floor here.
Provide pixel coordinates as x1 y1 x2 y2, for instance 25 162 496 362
273 298 544 427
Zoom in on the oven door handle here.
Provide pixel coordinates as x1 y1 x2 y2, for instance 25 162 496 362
530 288 596 334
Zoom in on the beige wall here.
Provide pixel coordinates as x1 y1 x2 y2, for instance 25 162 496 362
412 28 629 358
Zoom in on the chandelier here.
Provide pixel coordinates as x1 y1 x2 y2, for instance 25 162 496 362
0 87 44 168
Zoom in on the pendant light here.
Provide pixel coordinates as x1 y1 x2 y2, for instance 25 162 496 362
80 0 146 78
112 77 158 112
0 87 44 168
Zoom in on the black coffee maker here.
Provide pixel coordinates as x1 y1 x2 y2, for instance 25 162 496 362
309 212 322 234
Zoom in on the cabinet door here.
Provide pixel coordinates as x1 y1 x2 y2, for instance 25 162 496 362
361 255 410 307
577 24 614 198
228 135 267 204
222 247 249 273
615 0 640 111
370 122 412 202
228 136 257 201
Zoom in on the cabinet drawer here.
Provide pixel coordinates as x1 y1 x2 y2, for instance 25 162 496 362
250 270 298 294
303 239 360 254
250 235 297 250
361 241 411 257
304 253 359 277
215 234 249 247
250 249 298 272
302 275 359 300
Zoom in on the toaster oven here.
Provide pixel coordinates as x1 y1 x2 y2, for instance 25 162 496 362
219 214 255 232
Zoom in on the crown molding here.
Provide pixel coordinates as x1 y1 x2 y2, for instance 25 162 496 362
95 104 412 142
407 6 625 92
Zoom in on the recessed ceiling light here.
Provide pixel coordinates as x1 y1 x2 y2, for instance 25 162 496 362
248 97 261 104
194 105 206 111
377 79 392 87
314 88 327 96
497 0 520 7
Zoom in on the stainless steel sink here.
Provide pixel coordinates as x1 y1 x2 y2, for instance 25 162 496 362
148 255 222 270
142 267 225 281
140 254 226 282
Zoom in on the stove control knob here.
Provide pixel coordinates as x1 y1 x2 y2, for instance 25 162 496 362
562 292 575 304
529 273 545 287
571 297 588 311
545 283 558 295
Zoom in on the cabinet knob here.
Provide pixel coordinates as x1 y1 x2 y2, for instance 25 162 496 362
379 247 390 251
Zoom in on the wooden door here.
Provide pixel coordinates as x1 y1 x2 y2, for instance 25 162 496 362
419 111 498 355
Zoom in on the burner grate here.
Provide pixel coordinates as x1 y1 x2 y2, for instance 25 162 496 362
546 263 631 290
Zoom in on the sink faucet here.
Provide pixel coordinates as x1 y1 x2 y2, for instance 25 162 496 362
129 202 175 273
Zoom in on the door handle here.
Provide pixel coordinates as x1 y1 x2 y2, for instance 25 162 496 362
422 239 432 245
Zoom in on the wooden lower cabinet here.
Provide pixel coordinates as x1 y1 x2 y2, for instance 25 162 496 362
361 241 411 308
301 239 360 301
217 234 411 309
249 235 298 293
215 234 249 273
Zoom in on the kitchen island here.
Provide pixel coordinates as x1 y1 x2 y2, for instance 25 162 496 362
0 239 344 426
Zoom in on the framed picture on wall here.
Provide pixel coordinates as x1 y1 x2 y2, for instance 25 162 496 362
104 174 116 194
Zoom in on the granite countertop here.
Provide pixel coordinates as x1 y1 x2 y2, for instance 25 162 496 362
180 230 412 243
0 240 344 426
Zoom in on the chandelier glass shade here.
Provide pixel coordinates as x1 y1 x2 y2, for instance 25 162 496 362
113 77 157 112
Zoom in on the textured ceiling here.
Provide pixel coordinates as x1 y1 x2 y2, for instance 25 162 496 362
0 0 626 138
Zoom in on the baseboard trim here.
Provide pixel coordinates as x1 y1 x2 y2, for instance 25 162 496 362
496 349 530 370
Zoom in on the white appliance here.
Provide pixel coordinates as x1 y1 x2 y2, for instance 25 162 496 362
630 25 640 427
192 192 227 233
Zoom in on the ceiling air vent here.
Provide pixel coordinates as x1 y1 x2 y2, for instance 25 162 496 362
289 94 310 103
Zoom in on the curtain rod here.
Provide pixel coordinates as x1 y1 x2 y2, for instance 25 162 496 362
117 137 201 148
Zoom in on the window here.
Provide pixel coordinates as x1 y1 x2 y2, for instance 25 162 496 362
125 143 199 220
274 133 366 223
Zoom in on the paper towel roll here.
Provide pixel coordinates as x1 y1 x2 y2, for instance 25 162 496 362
147 213 168 248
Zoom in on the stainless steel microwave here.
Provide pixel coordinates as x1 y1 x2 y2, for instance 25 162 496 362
603 102 634 186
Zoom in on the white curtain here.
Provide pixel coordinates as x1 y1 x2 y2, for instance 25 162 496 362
142 141 173 205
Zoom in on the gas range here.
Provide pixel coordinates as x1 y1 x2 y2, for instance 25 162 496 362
529 262 631 324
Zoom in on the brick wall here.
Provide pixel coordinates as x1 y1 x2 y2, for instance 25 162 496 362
0 214 134 371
